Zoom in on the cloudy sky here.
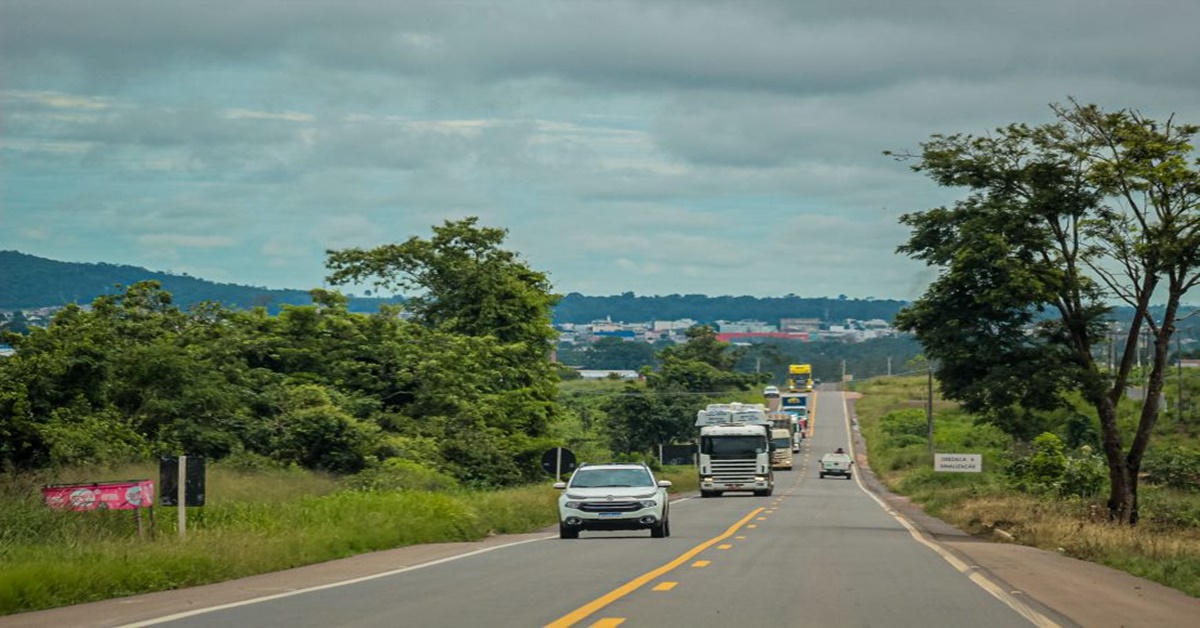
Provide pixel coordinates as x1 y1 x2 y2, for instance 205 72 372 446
3 1 1198 300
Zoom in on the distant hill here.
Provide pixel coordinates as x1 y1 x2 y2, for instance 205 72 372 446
0 250 398 313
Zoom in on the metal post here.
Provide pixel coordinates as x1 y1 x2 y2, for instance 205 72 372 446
177 455 187 539
926 365 934 454
555 447 562 482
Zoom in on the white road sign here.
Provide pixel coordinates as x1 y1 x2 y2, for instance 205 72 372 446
934 453 983 473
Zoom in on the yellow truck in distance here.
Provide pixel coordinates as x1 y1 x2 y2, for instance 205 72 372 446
788 364 813 392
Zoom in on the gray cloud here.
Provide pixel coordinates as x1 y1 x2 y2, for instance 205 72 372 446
3 0 1198 298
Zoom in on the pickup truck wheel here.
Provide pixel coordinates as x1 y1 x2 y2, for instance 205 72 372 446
700 490 716 498
650 519 667 538
559 523 578 539
819 472 826 479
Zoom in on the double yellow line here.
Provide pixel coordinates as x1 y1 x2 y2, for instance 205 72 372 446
544 507 765 628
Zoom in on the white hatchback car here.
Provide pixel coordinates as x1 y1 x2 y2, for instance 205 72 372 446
554 463 672 539
763 385 781 397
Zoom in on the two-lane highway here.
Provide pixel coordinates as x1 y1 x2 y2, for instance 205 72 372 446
118 391 1049 628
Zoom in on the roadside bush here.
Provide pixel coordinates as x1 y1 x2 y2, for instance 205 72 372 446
1058 446 1107 499
1005 432 1066 493
1142 446 1200 492
881 408 928 438
345 459 460 493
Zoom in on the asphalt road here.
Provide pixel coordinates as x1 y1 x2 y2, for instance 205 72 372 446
72 391 1037 628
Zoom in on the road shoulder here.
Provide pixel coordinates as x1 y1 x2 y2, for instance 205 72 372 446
846 395 1200 628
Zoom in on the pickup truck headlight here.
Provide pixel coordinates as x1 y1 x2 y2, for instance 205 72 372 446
637 500 658 508
754 476 766 482
564 501 583 509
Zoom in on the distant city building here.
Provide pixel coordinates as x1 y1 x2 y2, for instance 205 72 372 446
780 318 821 333
716 320 777 333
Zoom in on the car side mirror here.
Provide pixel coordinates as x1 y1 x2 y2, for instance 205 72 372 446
657 480 673 488
553 482 567 490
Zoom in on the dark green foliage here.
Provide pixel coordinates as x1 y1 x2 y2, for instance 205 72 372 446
1142 447 1200 492
1004 433 1105 498
881 409 928 438
0 250 397 312
578 337 658 370
0 219 568 487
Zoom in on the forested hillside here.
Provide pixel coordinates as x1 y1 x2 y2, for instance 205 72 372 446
0 251 397 312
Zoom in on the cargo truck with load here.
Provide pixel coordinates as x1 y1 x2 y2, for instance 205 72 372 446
696 403 774 497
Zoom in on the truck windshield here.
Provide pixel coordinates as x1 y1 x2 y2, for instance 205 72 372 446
772 438 791 449
701 436 766 457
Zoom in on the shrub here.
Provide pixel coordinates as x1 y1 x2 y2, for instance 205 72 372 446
345 459 460 493
1142 446 1200 492
1058 446 1107 499
880 408 929 438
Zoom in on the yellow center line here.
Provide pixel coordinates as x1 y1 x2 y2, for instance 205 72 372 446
717 544 733 550
651 582 677 591
544 507 764 628
692 560 710 567
589 619 625 628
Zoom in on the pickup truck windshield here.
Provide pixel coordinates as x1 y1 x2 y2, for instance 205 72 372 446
570 469 654 488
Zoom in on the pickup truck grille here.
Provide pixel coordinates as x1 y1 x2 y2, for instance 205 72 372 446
579 501 640 513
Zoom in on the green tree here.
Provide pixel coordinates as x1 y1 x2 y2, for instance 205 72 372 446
582 337 658 370
893 101 1200 523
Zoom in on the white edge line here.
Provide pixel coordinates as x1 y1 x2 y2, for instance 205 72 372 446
839 391 1062 628
117 535 555 627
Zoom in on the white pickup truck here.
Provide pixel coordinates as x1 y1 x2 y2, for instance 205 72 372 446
819 452 853 480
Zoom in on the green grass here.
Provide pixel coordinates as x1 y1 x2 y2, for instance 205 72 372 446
0 461 703 615
852 375 1200 598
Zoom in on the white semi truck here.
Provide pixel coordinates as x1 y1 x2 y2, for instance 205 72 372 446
770 428 794 470
696 403 774 498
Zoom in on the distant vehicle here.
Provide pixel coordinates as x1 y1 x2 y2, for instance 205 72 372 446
763 385 780 397
770 428 794 470
819 452 853 480
788 364 813 392
554 463 672 539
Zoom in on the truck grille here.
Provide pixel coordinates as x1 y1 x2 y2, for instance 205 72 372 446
710 460 759 482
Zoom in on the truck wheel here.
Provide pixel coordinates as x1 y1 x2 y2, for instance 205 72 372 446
651 518 667 538
819 472 826 479
559 523 578 539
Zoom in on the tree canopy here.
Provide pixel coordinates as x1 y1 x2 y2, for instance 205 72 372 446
893 101 1200 523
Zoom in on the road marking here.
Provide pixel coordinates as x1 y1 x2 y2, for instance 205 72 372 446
589 619 625 627
544 507 763 628
717 544 733 550
839 393 1062 628
692 560 710 568
747 524 758 529
734 535 746 540
652 582 677 591
116 535 556 627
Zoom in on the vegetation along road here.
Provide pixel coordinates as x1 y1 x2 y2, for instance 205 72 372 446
6 391 1197 628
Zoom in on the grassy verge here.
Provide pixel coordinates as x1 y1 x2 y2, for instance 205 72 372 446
0 463 699 615
852 377 1200 598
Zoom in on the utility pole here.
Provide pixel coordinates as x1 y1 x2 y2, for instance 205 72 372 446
926 363 934 454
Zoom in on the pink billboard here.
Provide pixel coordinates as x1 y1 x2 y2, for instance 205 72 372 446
42 480 155 511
